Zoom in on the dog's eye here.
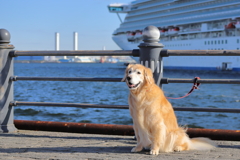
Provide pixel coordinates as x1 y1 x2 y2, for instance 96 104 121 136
128 70 132 74
137 72 141 74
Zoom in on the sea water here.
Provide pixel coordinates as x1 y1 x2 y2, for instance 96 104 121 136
14 63 240 130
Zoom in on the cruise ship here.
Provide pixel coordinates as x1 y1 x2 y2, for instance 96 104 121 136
108 0 240 71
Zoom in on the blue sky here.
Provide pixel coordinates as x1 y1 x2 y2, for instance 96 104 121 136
1 0 132 50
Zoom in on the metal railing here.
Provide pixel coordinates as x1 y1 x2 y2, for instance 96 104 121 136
1 26 240 133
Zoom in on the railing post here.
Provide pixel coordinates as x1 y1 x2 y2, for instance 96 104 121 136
0 29 17 133
138 26 164 87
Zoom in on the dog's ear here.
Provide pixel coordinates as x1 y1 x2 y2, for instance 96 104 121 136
121 64 133 82
144 67 154 84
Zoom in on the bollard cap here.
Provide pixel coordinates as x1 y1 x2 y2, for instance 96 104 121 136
142 25 160 43
138 25 163 48
0 29 11 43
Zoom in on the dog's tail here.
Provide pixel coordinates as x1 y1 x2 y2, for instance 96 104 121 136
188 137 217 150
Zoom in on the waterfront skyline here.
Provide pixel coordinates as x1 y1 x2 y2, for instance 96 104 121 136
1 0 131 50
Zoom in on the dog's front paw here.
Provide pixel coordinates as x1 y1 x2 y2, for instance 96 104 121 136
131 146 143 152
150 149 159 155
174 146 183 152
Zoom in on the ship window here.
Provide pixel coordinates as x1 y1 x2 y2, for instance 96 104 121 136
205 41 206 45
211 41 213 44
225 40 227 44
108 7 123 12
218 40 220 44
237 39 239 43
222 40 224 44
208 41 210 45
215 41 217 44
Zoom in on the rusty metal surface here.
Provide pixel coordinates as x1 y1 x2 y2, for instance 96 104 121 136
14 120 240 141
14 120 134 136
0 44 14 49
187 128 240 141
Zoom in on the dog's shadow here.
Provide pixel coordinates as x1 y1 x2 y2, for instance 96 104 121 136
0 146 145 154
0 133 139 154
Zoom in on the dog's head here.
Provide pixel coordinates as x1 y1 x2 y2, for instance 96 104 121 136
122 64 154 90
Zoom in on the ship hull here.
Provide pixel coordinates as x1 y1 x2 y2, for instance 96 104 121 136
113 34 240 71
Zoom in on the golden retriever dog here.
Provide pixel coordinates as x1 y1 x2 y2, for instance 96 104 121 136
122 64 216 155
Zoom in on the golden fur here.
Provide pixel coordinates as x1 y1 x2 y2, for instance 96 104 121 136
122 64 216 155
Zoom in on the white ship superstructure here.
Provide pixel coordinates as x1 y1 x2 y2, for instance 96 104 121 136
108 0 240 71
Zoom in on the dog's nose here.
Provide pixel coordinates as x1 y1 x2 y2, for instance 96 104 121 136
127 76 131 81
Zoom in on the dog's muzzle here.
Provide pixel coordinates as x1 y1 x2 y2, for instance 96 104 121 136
127 81 141 89
126 76 141 89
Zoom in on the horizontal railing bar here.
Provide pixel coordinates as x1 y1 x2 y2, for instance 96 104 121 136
164 50 240 56
174 107 240 113
13 120 240 140
11 76 240 84
161 78 240 84
10 76 122 82
11 101 240 113
9 49 240 57
11 101 128 109
9 50 134 57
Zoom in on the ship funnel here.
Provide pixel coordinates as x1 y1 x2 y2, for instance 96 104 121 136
55 32 60 50
73 32 78 50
